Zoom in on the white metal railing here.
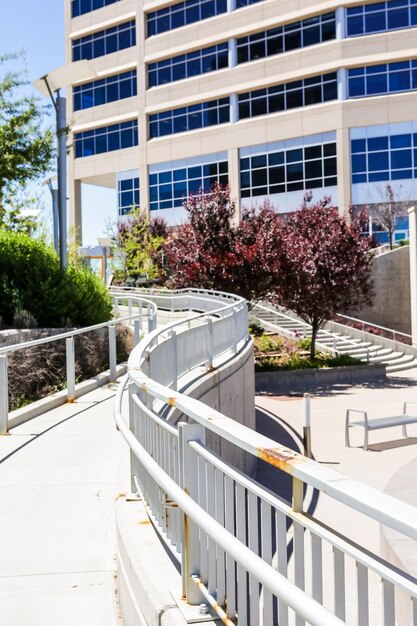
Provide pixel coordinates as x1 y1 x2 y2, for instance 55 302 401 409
334 313 412 344
253 303 382 362
0 292 157 434
115 288 417 626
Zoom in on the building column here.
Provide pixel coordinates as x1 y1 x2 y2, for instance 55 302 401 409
228 147 241 223
139 162 149 215
337 68 347 101
227 0 236 11
335 6 346 40
68 178 82 245
229 37 237 68
336 127 352 218
230 93 239 124
408 206 417 346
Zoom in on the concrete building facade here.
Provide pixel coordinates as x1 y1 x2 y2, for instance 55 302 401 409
65 0 417 242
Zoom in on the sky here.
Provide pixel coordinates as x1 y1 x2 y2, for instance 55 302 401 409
0 0 116 246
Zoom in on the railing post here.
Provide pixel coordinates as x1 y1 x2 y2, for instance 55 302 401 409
114 297 119 316
109 324 117 382
0 355 9 435
233 307 238 353
129 382 139 493
206 318 213 370
303 393 312 458
146 305 150 331
169 329 178 391
178 422 206 604
150 311 157 332
128 298 133 320
134 319 141 346
66 337 76 402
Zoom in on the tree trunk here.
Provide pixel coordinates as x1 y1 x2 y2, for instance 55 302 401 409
310 321 318 360
389 227 393 250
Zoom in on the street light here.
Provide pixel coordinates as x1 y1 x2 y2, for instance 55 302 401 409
33 60 97 268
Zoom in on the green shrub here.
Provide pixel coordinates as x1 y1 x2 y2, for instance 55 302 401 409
248 317 263 336
255 352 361 372
257 333 284 353
0 231 112 327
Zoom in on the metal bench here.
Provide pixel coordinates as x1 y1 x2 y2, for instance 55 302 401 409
345 402 417 450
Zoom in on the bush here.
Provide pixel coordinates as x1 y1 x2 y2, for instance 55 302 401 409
0 231 112 327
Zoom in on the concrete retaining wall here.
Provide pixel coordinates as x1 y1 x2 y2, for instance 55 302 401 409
255 363 386 394
350 246 410 334
177 338 256 476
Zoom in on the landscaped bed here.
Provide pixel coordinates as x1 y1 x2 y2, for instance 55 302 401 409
251 330 361 372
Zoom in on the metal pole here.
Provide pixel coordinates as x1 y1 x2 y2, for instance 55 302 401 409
206 318 213 370
169 330 178 391
408 206 417 347
109 324 117 382
134 319 141 346
303 393 312 458
52 188 59 254
66 337 76 401
0 355 9 435
56 95 67 268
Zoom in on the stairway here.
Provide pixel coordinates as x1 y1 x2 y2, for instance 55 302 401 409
252 304 417 373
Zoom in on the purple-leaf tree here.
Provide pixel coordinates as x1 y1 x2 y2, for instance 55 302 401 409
162 184 281 304
275 195 374 359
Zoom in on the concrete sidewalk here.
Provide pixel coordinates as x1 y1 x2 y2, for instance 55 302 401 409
256 368 417 540
0 384 128 626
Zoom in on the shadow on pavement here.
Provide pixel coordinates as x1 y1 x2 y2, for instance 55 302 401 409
256 374 417 399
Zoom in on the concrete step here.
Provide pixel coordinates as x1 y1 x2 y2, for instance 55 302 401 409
386 354 417 372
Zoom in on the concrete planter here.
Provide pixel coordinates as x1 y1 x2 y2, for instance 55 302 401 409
255 363 386 393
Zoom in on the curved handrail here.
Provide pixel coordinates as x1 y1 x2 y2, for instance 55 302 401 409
114 373 343 626
115 287 417 625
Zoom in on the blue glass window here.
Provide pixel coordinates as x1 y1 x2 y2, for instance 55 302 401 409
347 0 417 37
73 70 137 111
238 73 337 120
72 0 120 18
74 120 138 158
348 59 417 98
118 177 140 216
240 141 337 198
147 0 233 37
237 12 335 64
148 43 228 88
72 20 136 61
149 98 230 138
351 130 417 183
149 159 228 210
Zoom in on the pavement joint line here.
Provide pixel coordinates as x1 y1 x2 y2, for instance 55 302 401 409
0 481 121 488
0 569 114 580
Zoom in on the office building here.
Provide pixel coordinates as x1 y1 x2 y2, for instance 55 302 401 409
66 0 417 243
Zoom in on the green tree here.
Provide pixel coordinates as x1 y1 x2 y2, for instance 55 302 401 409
115 208 168 281
0 53 54 222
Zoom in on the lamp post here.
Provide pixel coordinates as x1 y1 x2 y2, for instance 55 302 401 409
33 61 97 268
43 177 59 254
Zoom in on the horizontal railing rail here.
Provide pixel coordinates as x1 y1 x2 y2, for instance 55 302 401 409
0 293 157 435
115 288 417 626
334 312 412 342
